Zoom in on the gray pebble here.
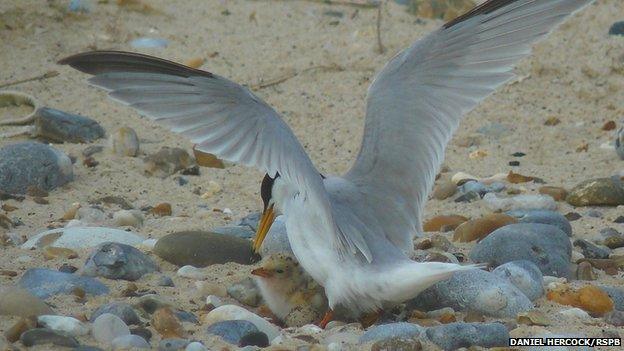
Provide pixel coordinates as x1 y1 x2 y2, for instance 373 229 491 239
212 225 255 239
175 310 199 324
20 328 79 348
600 286 624 311
604 310 624 327
410 269 532 318
130 327 152 342
159 338 190 351
454 191 480 203
91 302 141 325
469 223 572 278
34 107 105 143
492 260 543 301
0 142 73 194
82 145 104 157
573 239 611 259
425 322 508 350
259 216 293 257
157 275 175 287
238 212 261 231
206 320 259 345
111 334 150 349
239 331 269 348
82 242 158 281
227 278 261 307
18 268 108 299
506 210 572 236
359 322 423 344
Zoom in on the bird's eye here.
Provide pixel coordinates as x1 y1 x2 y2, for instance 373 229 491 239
276 269 284 274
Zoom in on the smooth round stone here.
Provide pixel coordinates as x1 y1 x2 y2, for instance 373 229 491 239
492 260 544 301
0 286 54 317
34 107 105 143
600 286 624 311
143 147 194 178
92 313 131 345
573 239 611 259
359 322 423 344
239 331 269 347
212 225 255 239
91 302 141 325
203 305 280 342
410 269 532 318
0 141 73 194
134 294 174 314
20 328 79 348
157 275 175 287
425 322 508 350
432 178 458 200
469 223 572 278
206 320 259 345
37 315 89 336
483 193 557 212
559 308 592 320
131 327 152 342
609 21 624 36
185 342 208 351
110 127 139 157
507 210 572 236
113 210 144 228
18 268 109 299
604 310 624 327
177 265 207 279
238 212 261 231
259 216 293 257
21 227 144 249
227 278 260 307
82 242 158 281
158 338 189 351
154 231 254 267
566 177 624 206
111 334 150 350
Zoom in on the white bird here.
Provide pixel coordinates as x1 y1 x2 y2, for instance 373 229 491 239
60 0 595 327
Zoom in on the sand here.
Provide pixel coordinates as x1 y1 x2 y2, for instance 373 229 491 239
1 0 623 349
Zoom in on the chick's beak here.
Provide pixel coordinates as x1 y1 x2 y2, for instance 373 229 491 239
252 204 275 253
251 267 273 278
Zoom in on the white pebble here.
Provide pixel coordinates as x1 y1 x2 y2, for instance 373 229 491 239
38 315 89 336
112 210 144 228
559 308 592 320
139 238 158 251
299 324 323 335
111 334 150 349
571 250 585 262
223 208 233 215
177 265 207 279
185 342 208 351
92 313 130 345
543 276 567 287
200 180 222 198
195 281 227 297
483 193 557 212
206 295 223 307
110 127 140 157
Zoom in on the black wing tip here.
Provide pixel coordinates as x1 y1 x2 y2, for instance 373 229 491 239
444 0 519 29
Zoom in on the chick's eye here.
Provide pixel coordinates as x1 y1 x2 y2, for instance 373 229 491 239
276 269 284 274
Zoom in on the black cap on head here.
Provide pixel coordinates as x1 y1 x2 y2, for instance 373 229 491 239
260 173 279 211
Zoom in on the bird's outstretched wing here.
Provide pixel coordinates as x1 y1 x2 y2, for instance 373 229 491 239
59 51 371 261
345 0 594 250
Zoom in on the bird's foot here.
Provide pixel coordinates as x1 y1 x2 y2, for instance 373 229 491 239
317 309 334 329
359 310 382 328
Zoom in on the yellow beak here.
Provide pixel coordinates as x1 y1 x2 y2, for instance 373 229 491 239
253 204 275 253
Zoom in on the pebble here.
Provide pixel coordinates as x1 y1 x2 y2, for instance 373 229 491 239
576 261 596 280
206 320 260 345
193 146 225 168
113 210 144 227
604 235 624 249
238 212 261 231
492 260 544 301
359 322 423 344
158 275 175 287
507 210 572 236
452 213 517 242
239 331 269 347
547 285 614 316
131 37 169 48
154 231 254 267
517 310 552 326
410 269 532 317
212 225 255 239
425 322 509 350
20 328 79 348
432 179 457 200
131 327 152 342
599 286 624 311
538 186 568 201
454 191 480 203
604 310 624 326
4 316 37 342
33 107 105 143
177 265 207 280
134 294 174 314
195 281 228 298
559 307 592 320
470 223 572 277
112 334 151 349
227 278 261 307
0 286 54 317
573 239 610 259
483 193 557 212
423 215 468 232
0 142 73 194
82 242 158 281
259 215 293 257
42 246 78 260
566 177 624 206
459 180 504 197
144 147 195 178
152 307 185 338
18 268 109 299
202 305 280 342
109 127 140 157
37 315 89 336
371 338 422 351
609 21 624 36
91 302 141 325
83 145 104 157
616 127 624 160
22 226 144 249
159 338 189 351
185 342 208 351
92 313 131 345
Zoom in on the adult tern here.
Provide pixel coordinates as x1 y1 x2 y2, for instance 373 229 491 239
60 0 595 325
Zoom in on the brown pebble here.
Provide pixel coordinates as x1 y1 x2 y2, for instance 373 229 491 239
1 204 18 212
61 203 81 221
415 238 432 250
83 156 99 168
576 261 596 280
0 270 17 277
604 236 624 249
565 212 582 221
152 307 185 338
193 145 225 168
423 215 468 232
431 179 457 200
539 186 568 201
4 316 37 342
42 247 78 260
0 213 14 229
544 116 561 126
507 171 536 184
579 258 619 275
463 311 485 323
602 120 616 131
547 285 614 316
32 197 49 205
151 203 172 217
453 214 517 242
575 142 589 153
438 312 456 324
26 185 48 198
121 282 139 297
185 57 205 68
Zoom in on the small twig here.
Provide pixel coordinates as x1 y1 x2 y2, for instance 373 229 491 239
0 71 59 89
257 0 380 9
250 64 347 90
376 1 385 54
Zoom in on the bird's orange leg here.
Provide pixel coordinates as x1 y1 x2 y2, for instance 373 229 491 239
318 309 334 329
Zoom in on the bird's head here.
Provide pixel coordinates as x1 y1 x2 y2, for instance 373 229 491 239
252 172 282 253
250 253 304 283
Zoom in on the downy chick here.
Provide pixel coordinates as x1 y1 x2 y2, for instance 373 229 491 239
251 253 327 327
